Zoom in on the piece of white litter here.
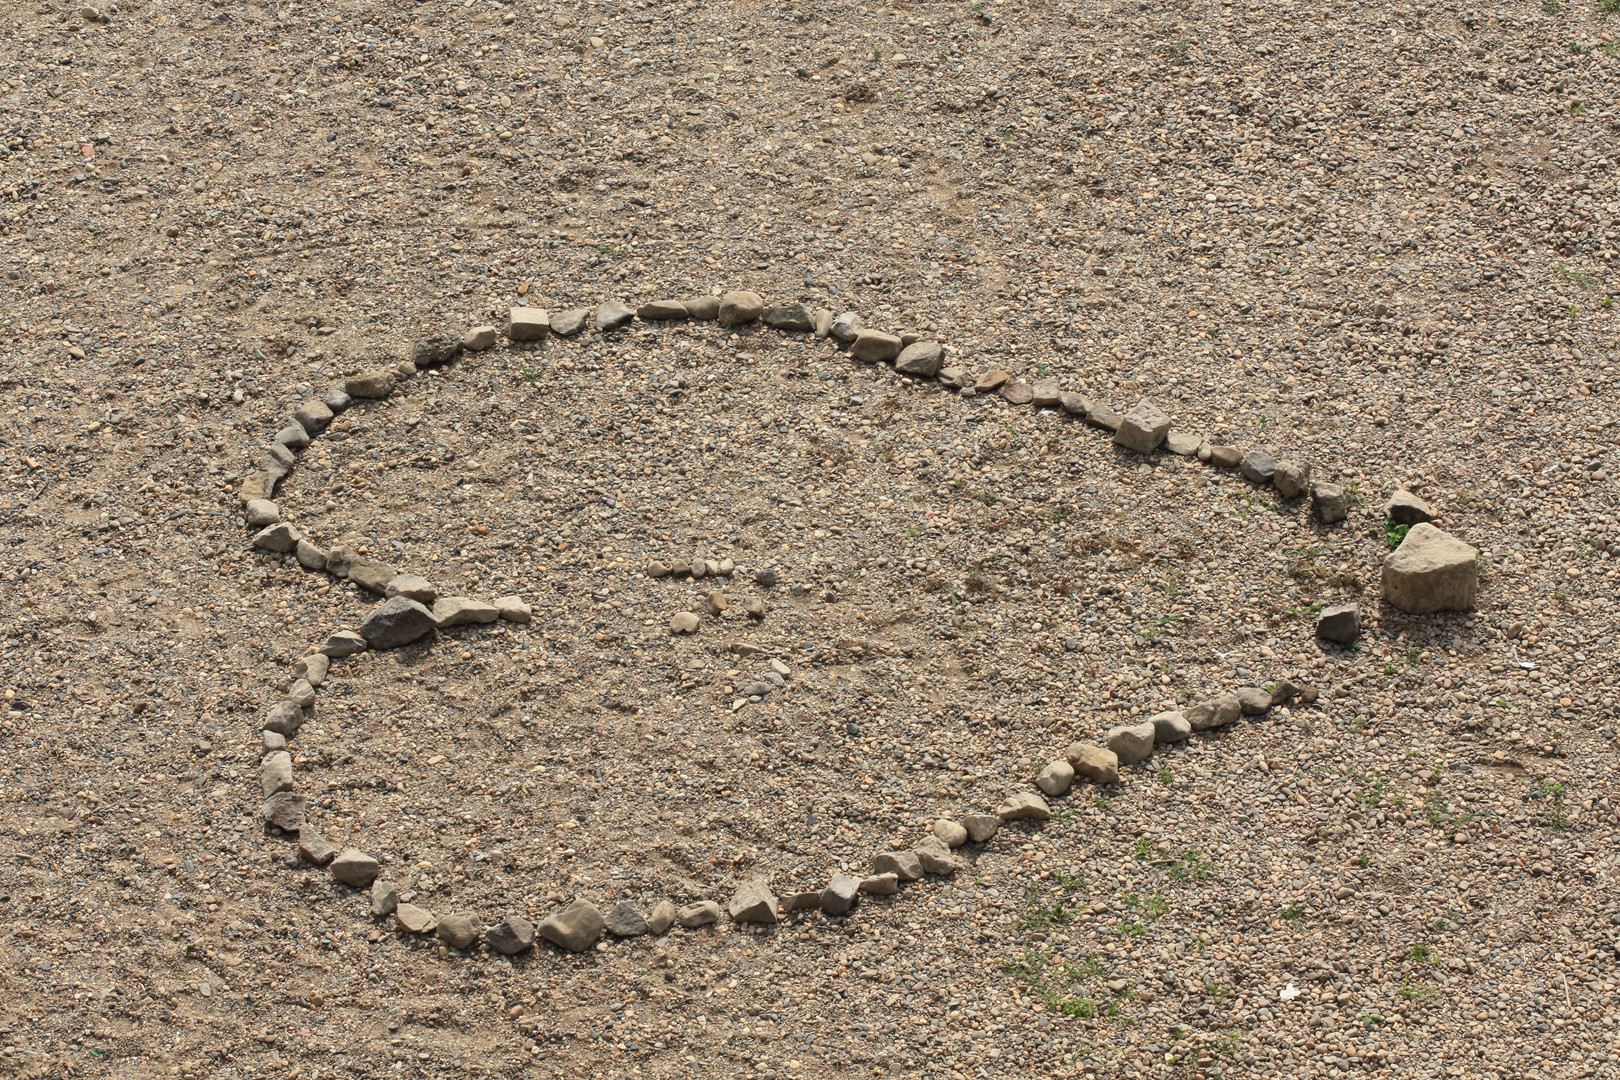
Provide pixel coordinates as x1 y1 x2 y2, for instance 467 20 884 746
1278 982 1300 1001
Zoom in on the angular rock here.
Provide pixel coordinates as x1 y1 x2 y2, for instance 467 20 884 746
670 612 700 634
294 399 334 436
252 523 302 554
637 299 689 321
727 880 779 924
1114 398 1172 453
263 700 305 737
538 899 605 951
1385 489 1436 526
283 679 315 709
295 540 327 571
1058 392 1091 416
1270 679 1303 706
261 751 293 797
645 900 678 935
683 296 720 321
1000 380 1034 405
812 308 835 337
330 848 380 889
1085 403 1122 431
937 367 969 389
1274 460 1312 500
1164 431 1201 456
762 303 813 332
321 631 367 657
974 369 1010 393
821 873 860 914
604 902 649 937
850 329 902 363
676 901 721 928
871 850 924 882
410 332 462 368
1239 450 1278 485
1066 743 1120 785
274 423 311 451
463 325 498 352
1035 759 1074 797
829 311 863 341
325 388 352 413
1236 687 1272 715
394 903 436 934
858 873 899 896
385 574 438 604
495 596 532 623
594 300 635 331
915 836 959 875
293 652 329 686
962 813 1002 843
485 915 536 955
370 880 400 916
1185 694 1242 731
1312 482 1350 524
1317 604 1361 644
508 306 551 341
360 597 437 650
1106 722 1156 765
263 730 287 753
346 557 397 596
1382 523 1478 614
895 340 943 378
551 307 590 336
1031 379 1062 408
782 891 823 913
932 819 968 848
718 290 764 324
261 792 306 831
436 914 478 950
345 370 396 399
432 596 499 627
1150 710 1192 743
995 791 1051 822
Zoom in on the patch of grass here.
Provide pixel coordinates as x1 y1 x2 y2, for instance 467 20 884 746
1399 979 1435 1002
1157 768 1174 786
1166 846 1214 883
1361 1011 1385 1029
1383 520 1410 549
1093 794 1116 811
1050 506 1072 523
1533 780 1570 829
1005 948 1112 1018
1280 901 1305 922
1135 614 1183 641
1133 835 1155 861
1343 480 1366 506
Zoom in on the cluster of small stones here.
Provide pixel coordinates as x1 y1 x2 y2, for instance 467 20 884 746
243 289 1476 959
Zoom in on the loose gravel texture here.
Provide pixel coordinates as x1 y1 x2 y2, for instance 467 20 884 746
2 1 1619 1079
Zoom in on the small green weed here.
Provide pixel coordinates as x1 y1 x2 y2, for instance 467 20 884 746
1280 901 1305 922
1383 520 1410 549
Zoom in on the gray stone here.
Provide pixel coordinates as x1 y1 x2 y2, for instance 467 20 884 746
821 874 860 914
594 300 635 331
871 850 924 881
938 367 969 389
782 891 823 913
263 700 305 737
345 557 398 596
718 290 764 324
645 900 678 935
1385 489 1436 526
261 792 306 831
551 307 590 336
330 848 381 889
463 325 498 352
1270 679 1303 706
538 899 605 951
432 596 499 627
378 576 432 605
995 791 1051 822
683 296 720 321
829 311 863 341
1274 459 1312 500
274 423 311 451
1114 398 1172 453
1106 722 1156 765
261 751 293 797
344 370 396 399
1313 482 1350 524
894 340 943 378
1035 759 1074 797
283 678 315 708
325 388 352 413
974 370 1010 393
294 540 327 571
394 903 436 934
370 880 400 916
858 873 899 896
850 329 902 363
962 813 1002 843
915 835 959 875
1150 710 1192 743
1001 380 1034 405
295 399 335 437
1236 687 1272 715
1058 392 1091 416
933 819 969 848
1185 694 1242 731
1067 743 1120 784
1164 431 1202 456
495 596 532 623
435 914 479 950
245 499 280 528
727 880 779 924
676 901 721 928
321 631 367 657
604 902 649 937
485 915 536 955
1085 404 1123 431
813 308 835 337
359 597 437 650
1239 450 1278 485
637 299 688 320
262 730 286 753
1382 523 1478 614
252 523 302 554
1208 444 1242 468
1030 379 1062 408
411 332 462 368
239 471 278 504
762 303 814 332
1316 604 1361 644
508 306 551 341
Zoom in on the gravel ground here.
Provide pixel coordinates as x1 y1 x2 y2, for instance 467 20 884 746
2 0 1619 1077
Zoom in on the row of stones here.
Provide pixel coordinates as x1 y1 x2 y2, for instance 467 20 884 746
236 293 1375 959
